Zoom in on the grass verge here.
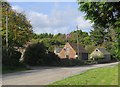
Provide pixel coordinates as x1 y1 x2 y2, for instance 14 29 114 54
49 65 118 85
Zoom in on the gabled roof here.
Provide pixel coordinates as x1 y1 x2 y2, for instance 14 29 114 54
97 48 110 55
69 43 87 53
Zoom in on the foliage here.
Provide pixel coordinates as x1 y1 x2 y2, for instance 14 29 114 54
32 30 92 52
2 1 33 47
33 33 53 39
23 43 47 66
60 59 85 67
78 1 120 60
90 26 109 46
85 45 96 54
23 43 61 66
78 2 120 28
46 52 61 66
2 47 22 66
69 30 91 46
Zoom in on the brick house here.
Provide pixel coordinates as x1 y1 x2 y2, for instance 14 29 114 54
57 42 88 60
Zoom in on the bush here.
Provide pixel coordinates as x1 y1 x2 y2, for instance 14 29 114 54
23 42 47 66
23 42 61 66
46 52 60 66
60 59 85 66
2 47 21 67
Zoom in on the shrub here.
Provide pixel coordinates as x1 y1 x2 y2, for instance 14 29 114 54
2 47 21 67
46 52 60 66
23 42 61 66
23 42 47 66
60 59 85 66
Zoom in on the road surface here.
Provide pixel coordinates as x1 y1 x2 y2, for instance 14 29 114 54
2 62 119 85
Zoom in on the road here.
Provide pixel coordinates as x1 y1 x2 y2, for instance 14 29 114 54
2 62 119 85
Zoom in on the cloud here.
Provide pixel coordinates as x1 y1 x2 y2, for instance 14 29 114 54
76 16 93 32
26 4 78 34
28 11 50 28
11 3 93 34
12 5 24 13
26 11 70 34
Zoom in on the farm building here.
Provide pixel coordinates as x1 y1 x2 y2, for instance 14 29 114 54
90 48 111 63
55 42 88 60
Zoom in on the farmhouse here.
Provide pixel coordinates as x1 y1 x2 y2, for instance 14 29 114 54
55 42 88 60
90 48 111 62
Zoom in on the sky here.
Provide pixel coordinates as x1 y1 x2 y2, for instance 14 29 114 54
9 2 93 34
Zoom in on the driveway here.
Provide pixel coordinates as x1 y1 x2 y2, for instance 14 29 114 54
2 62 119 85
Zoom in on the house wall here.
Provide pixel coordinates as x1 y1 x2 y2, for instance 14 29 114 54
90 48 104 59
104 55 111 60
90 48 111 63
97 55 111 63
59 43 76 59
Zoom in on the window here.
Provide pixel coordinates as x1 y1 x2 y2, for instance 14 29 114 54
66 48 70 51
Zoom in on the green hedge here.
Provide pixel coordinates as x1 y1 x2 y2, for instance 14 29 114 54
2 47 21 66
23 42 60 66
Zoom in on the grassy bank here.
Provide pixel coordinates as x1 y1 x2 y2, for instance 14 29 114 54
50 65 118 85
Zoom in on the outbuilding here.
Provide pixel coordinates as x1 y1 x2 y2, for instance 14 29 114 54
90 48 111 63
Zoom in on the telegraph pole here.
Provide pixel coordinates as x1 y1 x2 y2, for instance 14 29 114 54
77 25 80 59
6 8 8 49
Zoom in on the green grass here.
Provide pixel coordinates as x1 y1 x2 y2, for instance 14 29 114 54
50 65 118 85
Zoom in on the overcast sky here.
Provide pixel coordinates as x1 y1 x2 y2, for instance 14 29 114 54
9 2 93 34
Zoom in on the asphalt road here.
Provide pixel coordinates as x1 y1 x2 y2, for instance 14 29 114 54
2 62 119 85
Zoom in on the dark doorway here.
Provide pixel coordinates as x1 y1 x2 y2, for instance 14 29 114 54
66 55 69 58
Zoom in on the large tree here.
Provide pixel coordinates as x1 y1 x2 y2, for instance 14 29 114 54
78 1 120 41
2 2 33 48
78 1 120 59
90 25 109 46
78 2 120 27
70 30 91 46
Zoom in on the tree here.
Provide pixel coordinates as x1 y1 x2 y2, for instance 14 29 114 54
2 1 33 69
32 30 91 52
70 30 91 46
85 45 96 54
78 1 120 59
78 2 120 28
90 25 109 46
2 1 33 48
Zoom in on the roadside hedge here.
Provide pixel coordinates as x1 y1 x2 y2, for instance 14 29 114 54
2 47 21 67
23 42 60 66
